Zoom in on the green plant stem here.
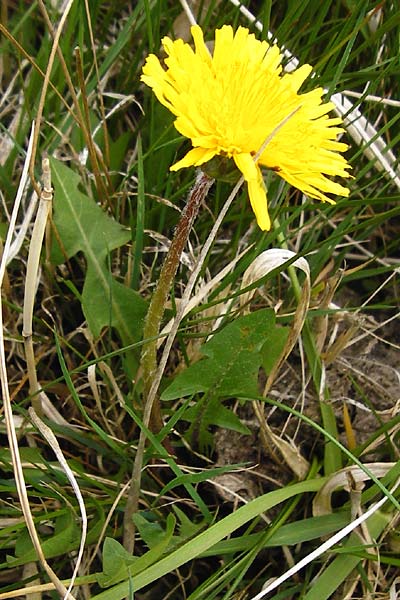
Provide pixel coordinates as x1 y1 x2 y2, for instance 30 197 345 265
140 170 214 433
123 171 214 554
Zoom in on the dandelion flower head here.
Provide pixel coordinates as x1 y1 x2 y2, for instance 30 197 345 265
141 24 351 231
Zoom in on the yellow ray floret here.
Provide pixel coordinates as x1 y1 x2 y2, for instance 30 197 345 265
141 24 351 231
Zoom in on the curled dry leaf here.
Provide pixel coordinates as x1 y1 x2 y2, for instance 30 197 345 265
241 248 310 308
313 462 395 517
260 420 310 480
241 248 310 392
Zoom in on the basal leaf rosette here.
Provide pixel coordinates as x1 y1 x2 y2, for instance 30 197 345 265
141 25 351 231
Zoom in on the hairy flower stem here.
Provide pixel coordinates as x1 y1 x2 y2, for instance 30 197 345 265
141 171 214 431
123 171 214 553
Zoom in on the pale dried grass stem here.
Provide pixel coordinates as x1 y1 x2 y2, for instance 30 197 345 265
28 408 87 600
23 158 52 415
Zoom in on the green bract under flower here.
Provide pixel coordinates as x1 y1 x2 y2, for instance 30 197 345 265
141 24 351 231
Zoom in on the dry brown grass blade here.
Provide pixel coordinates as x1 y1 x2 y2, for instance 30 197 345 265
83 0 110 167
73 46 111 202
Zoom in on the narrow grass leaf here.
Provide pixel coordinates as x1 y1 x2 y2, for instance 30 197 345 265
90 478 324 599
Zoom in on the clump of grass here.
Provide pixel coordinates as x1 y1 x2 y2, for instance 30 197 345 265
0 1 399 599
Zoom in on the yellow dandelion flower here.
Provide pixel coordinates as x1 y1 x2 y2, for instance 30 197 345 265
141 24 351 231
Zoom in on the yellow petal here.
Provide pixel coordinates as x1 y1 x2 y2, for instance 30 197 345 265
282 64 313 92
191 25 212 65
248 177 271 231
233 153 259 182
233 154 271 230
170 147 218 171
